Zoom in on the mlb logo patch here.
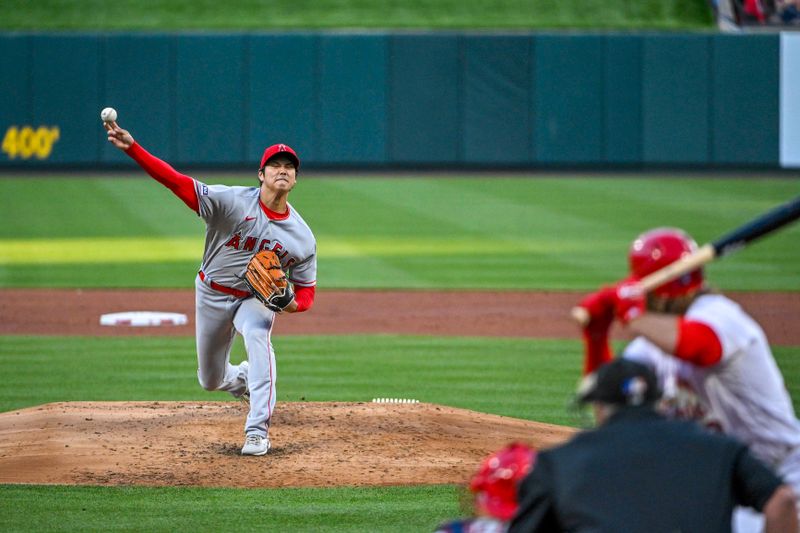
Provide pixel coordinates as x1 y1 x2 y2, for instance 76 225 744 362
201 185 208 196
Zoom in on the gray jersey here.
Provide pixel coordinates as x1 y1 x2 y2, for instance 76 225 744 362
194 181 317 291
190 180 316 440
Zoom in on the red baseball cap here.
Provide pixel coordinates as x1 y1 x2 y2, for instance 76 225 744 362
260 143 300 170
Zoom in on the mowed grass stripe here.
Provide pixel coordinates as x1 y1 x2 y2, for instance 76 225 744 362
0 484 460 532
0 236 614 264
6 176 797 240
3 336 800 424
0 178 205 238
0 335 586 425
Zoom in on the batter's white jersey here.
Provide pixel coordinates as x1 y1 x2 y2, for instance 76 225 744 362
624 294 800 468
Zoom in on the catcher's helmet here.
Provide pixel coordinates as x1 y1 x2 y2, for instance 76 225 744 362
629 227 704 297
470 442 536 521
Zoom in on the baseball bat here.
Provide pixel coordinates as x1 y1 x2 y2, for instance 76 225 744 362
571 195 800 326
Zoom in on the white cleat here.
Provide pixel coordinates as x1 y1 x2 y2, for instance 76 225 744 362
241 434 270 456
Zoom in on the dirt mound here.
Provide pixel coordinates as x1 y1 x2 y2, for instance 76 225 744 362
0 401 575 488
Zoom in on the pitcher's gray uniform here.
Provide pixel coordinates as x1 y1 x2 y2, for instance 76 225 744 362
103 118 315 457
195 183 316 440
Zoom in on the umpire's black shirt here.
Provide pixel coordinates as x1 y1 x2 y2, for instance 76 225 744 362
509 407 782 533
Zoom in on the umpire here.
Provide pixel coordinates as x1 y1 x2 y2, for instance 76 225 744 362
508 359 798 533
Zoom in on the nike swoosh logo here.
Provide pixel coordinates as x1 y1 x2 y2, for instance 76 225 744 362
244 216 256 221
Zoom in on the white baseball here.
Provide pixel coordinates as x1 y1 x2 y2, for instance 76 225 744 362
100 107 117 122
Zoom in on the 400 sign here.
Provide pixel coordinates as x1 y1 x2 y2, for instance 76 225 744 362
2 126 60 160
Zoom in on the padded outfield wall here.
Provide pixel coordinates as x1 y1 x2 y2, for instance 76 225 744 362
0 32 797 169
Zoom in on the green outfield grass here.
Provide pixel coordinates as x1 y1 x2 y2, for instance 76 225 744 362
0 175 798 290
0 0 713 31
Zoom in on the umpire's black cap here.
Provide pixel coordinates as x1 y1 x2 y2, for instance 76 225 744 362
577 358 661 407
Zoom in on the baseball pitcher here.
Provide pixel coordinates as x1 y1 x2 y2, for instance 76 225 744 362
104 120 316 456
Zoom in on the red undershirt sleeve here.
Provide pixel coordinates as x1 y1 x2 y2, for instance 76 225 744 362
675 318 723 367
125 142 199 213
293 285 315 313
582 328 613 375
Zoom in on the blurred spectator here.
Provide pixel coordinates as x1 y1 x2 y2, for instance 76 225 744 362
744 0 767 23
716 0 800 27
508 359 798 533
712 0 743 30
776 0 800 23
435 442 536 533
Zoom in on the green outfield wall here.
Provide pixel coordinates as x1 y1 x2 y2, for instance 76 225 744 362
0 32 789 169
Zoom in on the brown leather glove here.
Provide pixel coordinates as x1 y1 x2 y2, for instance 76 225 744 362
243 250 295 312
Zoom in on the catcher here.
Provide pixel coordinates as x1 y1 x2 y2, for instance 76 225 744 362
105 118 316 456
435 442 537 533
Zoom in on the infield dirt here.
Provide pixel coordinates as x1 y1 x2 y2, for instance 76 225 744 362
2 288 798 344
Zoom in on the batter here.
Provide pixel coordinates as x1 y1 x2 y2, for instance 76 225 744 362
104 120 316 456
578 227 800 531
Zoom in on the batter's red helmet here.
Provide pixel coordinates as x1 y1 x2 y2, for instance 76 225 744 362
629 227 704 297
260 143 300 170
469 442 536 521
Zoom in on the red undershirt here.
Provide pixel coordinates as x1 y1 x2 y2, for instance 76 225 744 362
675 318 722 367
583 317 722 374
126 141 315 312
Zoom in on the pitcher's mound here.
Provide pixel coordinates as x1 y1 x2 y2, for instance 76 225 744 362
0 401 575 488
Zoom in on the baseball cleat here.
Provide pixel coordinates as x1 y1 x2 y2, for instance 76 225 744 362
241 434 270 456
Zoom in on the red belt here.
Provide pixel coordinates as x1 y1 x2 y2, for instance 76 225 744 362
198 271 251 299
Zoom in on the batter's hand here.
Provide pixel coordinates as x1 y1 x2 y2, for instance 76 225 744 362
612 278 646 324
104 121 134 151
580 276 645 328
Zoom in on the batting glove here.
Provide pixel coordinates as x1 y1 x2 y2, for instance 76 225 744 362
612 278 646 324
